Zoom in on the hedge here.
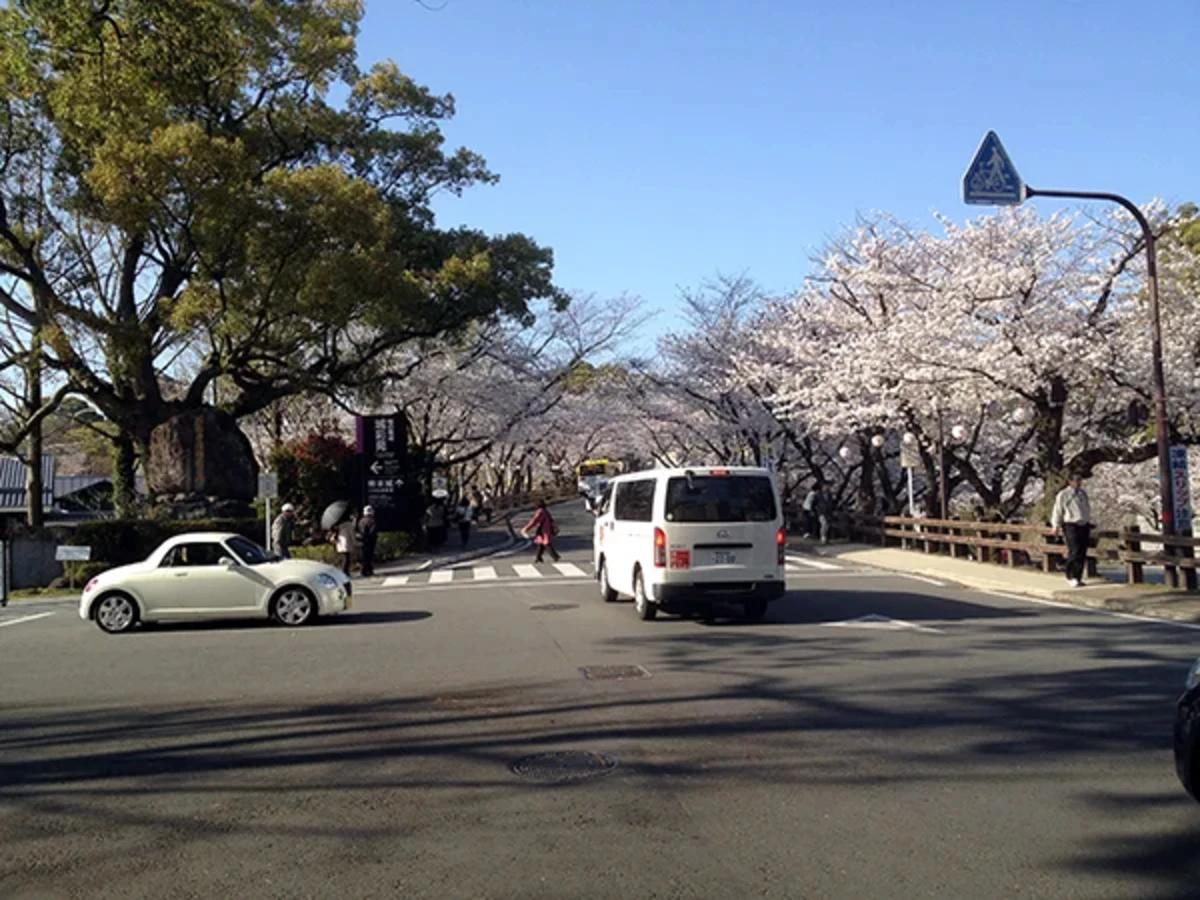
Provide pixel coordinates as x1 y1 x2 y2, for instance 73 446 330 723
54 518 265 566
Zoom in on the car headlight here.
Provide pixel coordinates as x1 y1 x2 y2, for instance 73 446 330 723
1187 659 1200 692
316 573 340 590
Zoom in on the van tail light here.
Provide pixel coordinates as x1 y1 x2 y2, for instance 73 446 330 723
777 526 787 565
654 527 667 568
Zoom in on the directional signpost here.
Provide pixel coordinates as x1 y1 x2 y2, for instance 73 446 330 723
356 414 408 532
961 131 1186 586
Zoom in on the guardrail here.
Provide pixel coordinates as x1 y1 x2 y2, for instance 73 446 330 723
842 515 1200 588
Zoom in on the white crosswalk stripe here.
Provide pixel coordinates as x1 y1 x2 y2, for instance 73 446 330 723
513 564 543 579
429 570 453 584
472 566 498 581
382 575 409 587
552 562 588 578
787 556 840 571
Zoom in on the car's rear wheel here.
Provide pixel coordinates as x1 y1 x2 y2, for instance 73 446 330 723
271 587 317 627
94 593 138 634
633 569 657 621
743 598 768 621
598 559 618 603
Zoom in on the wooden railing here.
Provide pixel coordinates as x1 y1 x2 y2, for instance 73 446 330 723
840 515 1200 588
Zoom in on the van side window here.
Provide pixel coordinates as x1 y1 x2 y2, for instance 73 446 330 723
614 479 656 522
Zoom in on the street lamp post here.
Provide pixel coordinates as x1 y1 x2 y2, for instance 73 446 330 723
1024 188 1176 586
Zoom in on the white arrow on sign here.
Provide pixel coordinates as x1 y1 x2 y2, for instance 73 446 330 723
369 460 383 475
820 614 942 634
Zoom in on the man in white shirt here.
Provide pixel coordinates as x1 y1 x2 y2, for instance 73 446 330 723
1051 472 1093 587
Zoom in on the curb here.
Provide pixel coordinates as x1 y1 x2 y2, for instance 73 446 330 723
790 540 1200 625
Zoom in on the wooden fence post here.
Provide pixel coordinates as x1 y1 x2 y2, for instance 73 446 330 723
1125 525 1143 585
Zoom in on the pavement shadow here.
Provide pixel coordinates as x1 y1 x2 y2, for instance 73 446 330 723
139 610 432 633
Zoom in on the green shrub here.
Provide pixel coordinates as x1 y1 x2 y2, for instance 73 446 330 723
55 518 265 566
291 544 340 565
376 531 412 561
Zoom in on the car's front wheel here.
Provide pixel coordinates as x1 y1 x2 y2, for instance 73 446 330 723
270 587 317 627
94 593 138 634
598 559 618 603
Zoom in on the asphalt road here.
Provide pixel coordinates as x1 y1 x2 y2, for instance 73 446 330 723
2 503 1199 899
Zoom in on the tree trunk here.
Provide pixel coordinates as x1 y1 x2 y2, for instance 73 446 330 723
25 420 44 528
112 433 138 519
24 345 44 528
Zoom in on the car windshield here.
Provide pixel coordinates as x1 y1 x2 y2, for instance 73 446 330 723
226 536 272 565
665 475 777 523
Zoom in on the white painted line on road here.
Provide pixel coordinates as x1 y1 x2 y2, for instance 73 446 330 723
786 555 841 571
429 570 453 585
514 564 543 579
356 577 584 594
898 574 947 587
382 575 410 587
552 562 589 578
473 566 498 581
0 611 55 629
982 590 1200 631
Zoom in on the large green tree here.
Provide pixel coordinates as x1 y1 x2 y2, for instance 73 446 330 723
0 0 564 516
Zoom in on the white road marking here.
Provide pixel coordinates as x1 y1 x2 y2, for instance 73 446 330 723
786 556 841 571
898 574 947 587
0 611 55 629
820 614 943 634
514 564 543 579
429 570 453 585
552 562 588 578
473 566 498 581
356 578 583 594
381 575 409 587
982 590 1200 631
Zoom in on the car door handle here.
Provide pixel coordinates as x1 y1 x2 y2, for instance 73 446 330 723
174 572 188 577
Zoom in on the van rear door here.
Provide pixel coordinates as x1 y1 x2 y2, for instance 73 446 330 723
662 473 780 580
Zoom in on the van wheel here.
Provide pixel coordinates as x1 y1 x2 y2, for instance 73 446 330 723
633 570 657 621
743 599 768 621
598 560 618 603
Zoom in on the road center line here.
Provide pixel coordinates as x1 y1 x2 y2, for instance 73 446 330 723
0 611 55 629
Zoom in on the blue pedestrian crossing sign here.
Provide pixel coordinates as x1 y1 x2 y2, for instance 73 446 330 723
963 131 1025 206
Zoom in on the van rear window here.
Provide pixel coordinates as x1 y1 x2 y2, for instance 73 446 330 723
665 476 777 523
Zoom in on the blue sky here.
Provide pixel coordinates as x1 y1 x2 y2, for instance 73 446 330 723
358 0 1200 344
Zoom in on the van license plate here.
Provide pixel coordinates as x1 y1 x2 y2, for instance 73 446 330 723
713 551 737 565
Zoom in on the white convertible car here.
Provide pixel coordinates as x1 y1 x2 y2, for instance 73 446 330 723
78 532 353 634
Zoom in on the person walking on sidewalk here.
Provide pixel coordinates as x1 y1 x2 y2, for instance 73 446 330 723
358 506 378 577
522 500 561 563
803 481 833 544
331 510 359 578
271 503 297 559
1052 472 1093 587
456 496 475 547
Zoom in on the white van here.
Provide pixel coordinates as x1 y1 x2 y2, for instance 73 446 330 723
592 466 786 621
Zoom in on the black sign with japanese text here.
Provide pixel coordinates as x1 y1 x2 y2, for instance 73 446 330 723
355 414 408 529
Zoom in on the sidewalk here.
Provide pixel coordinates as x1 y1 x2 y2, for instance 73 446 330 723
790 539 1200 625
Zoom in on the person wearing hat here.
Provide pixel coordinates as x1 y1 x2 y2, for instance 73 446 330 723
271 502 297 559
358 505 378 577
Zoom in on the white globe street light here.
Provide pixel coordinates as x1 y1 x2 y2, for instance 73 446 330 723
839 446 852 461
950 424 967 441
902 432 916 445
1012 407 1030 425
871 434 886 449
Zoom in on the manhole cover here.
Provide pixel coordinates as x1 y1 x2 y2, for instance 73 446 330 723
530 603 578 611
511 750 618 783
579 664 650 680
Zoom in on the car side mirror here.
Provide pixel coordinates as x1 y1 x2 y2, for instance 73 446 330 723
218 557 237 568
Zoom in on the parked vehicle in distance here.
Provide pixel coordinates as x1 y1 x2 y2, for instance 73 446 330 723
78 532 352 634
1175 657 1200 801
592 466 786 621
